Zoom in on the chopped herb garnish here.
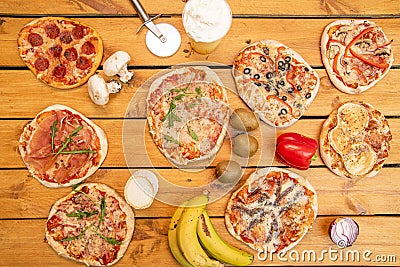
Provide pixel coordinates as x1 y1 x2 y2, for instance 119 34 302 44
187 126 199 141
54 149 96 155
50 119 58 153
99 197 106 225
67 210 98 219
164 135 180 145
195 87 202 96
52 125 83 159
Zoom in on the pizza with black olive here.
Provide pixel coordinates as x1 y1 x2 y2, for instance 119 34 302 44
320 101 391 179
321 20 393 94
147 66 230 166
46 183 135 266
232 40 320 128
225 167 318 254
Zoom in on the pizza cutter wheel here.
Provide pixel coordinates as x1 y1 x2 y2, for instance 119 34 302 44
130 0 181 57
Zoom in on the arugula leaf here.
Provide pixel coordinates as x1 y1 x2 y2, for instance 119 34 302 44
72 182 82 192
187 126 199 141
50 119 58 153
67 210 98 219
195 87 202 96
99 197 106 225
99 234 122 245
55 149 95 155
164 135 180 145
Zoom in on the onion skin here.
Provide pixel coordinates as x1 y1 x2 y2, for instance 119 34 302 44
329 217 359 248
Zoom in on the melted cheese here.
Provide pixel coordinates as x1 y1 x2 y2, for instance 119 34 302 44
337 103 369 136
343 143 377 176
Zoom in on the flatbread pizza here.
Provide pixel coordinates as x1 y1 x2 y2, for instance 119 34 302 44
18 17 103 89
232 40 320 128
320 101 391 179
45 183 135 266
146 66 230 166
225 167 318 255
18 104 108 188
321 19 393 94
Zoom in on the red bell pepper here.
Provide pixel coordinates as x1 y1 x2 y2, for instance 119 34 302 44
275 132 318 170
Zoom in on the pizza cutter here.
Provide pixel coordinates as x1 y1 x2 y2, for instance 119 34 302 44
130 0 181 57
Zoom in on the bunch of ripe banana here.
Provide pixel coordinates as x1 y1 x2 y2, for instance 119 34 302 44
168 195 254 266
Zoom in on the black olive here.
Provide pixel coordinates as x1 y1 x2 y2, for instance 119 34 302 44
254 73 260 79
304 67 309 72
260 56 266 62
284 62 290 70
265 84 271 92
254 82 262 86
263 47 269 55
278 66 286 72
305 92 312 99
278 61 284 67
288 87 294 94
284 56 291 62
280 108 287 115
296 85 302 91
244 68 251 74
266 72 274 79
278 80 285 87
274 89 279 96
282 96 287 101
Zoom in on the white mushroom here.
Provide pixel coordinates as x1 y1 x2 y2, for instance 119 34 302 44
103 51 134 83
88 74 122 105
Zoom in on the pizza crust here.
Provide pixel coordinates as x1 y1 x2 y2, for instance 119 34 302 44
320 20 393 94
46 183 135 266
18 104 108 188
232 40 320 128
225 167 318 254
17 17 103 89
319 101 391 179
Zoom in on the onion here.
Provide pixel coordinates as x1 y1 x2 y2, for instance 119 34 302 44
329 217 359 248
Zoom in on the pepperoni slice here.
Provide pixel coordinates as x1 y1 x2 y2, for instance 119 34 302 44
48 45 63 58
81 41 95 55
76 56 91 70
64 47 78 61
28 33 43 47
59 31 73 44
53 65 67 78
34 57 49 71
72 25 84 39
45 24 60 39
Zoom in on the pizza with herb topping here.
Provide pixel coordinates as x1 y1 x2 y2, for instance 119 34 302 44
18 104 108 188
232 40 320 128
321 20 393 94
146 66 230 165
225 167 318 254
320 101 391 179
17 17 103 89
46 183 135 266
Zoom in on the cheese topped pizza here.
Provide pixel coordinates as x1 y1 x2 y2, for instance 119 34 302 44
18 104 108 188
225 167 318 254
320 101 391 179
147 66 230 166
46 183 135 266
18 17 103 89
321 20 393 94
232 40 320 128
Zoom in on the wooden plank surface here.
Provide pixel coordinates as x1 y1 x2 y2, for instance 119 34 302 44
1 0 399 266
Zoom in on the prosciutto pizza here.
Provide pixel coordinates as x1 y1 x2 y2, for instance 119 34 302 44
321 20 393 94
147 66 230 166
18 104 108 188
18 17 103 89
232 40 320 128
46 183 135 266
320 101 391 179
225 167 318 254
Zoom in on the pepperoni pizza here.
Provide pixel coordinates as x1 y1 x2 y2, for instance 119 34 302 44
46 183 135 266
17 17 103 89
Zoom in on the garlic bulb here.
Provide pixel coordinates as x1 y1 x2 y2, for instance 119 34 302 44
329 217 359 248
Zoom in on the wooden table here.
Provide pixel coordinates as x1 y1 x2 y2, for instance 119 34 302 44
1 0 399 266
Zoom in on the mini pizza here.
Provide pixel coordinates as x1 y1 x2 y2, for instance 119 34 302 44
321 20 394 94
18 17 103 89
147 66 230 165
18 104 108 188
320 101 391 179
225 167 318 254
46 183 135 266
232 40 320 128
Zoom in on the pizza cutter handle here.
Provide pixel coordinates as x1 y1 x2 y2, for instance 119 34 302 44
131 0 150 22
